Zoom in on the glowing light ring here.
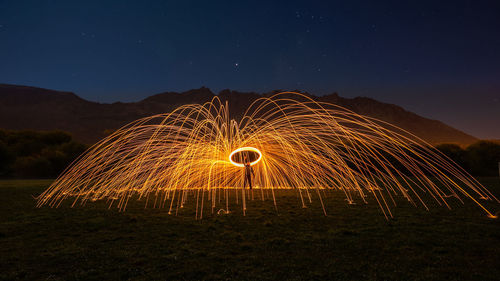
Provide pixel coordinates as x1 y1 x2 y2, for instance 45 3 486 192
229 147 262 167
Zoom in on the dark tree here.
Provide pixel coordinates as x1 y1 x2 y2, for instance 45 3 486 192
464 141 500 176
436 143 466 168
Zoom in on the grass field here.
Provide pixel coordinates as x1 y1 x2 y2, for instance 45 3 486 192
1 179 499 280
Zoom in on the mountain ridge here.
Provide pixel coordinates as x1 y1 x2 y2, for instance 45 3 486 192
0 83 478 145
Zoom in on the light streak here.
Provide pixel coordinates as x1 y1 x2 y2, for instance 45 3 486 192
229 147 262 167
36 92 499 219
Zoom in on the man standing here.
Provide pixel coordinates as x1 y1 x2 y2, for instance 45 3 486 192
243 155 255 190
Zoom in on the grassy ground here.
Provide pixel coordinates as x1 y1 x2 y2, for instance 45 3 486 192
1 179 499 280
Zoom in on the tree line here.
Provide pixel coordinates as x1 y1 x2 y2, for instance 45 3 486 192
0 129 499 178
0 130 87 178
436 141 500 177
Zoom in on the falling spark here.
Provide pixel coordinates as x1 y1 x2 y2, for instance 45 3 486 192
37 92 499 219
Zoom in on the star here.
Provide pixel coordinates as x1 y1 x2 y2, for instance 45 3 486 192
234 63 239 67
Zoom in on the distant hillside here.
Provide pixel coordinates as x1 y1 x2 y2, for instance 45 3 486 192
0 84 478 145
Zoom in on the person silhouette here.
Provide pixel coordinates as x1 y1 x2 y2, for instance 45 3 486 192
243 155 255 190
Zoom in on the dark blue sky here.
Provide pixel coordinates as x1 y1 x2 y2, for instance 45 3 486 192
1 0 499 139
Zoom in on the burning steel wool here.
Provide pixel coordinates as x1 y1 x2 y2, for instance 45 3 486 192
37 92 498 219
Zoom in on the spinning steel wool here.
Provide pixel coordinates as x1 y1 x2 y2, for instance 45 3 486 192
37 92 498 219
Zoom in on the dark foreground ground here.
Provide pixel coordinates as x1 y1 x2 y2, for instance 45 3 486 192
1 179 499 280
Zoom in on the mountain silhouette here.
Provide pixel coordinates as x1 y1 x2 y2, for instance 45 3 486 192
0 84 477 145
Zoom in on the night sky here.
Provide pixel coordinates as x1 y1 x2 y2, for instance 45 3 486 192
1 0 499 139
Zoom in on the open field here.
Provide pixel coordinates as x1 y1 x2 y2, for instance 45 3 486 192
1 179 499 280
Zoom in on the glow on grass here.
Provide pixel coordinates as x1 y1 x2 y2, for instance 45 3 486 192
37 92 499 219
